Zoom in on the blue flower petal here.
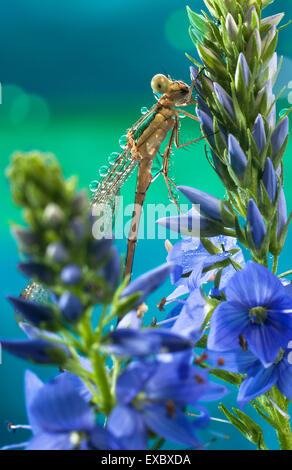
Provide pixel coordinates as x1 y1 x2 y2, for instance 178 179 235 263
172 288 206 341
26 432 72 450
225 261 284 308
206 349 259 373
116 361 157 405
143 405 202 449
121 263 174 305
277 357 292 400
107 405 147 450
262 158 277 204
237 363 278 409
29 373 95 434
208 301 249 351
25 370 44 435
245 311 292 366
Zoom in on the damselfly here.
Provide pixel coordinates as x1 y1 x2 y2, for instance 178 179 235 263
90 72 207 277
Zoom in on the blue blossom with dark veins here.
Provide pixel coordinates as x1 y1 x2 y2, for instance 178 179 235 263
13 371 121 450
107 352 227 449
207 345 292 409
208 261 292 367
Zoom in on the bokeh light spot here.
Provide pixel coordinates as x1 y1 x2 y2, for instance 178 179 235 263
165 9 190 51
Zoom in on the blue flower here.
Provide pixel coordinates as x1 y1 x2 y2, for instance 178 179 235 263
104 329 193 357
246 199 266 249
165 236 244 301
121 263 174 305
15 371 121 450
207 345 292 409
208 261 292 366
107 352 227 449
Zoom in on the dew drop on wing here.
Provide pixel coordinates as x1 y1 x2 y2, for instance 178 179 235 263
99 165 109 177
119 135 128 149
89 180 99 191
141 107 148 115
108 152 120 165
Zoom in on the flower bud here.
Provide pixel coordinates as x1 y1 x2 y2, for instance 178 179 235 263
61 265 82 285
214 83 235 119
43 203 65 227
252 114 266 153
271 116 289 160
59 292 83 322
228 134 248 180
262 158 277 204
46 242 69 264
225 13 238 42
247 199 266 249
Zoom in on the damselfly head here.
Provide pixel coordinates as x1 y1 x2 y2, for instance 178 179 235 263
151 74 171 95
151 74 190 104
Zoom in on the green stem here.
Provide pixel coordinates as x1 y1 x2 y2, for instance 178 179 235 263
278 269 292 279
90 349 114 416
272 255 279 275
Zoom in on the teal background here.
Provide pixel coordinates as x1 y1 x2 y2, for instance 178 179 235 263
0 0 292 450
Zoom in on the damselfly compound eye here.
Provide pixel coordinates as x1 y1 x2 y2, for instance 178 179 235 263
151 74 170 94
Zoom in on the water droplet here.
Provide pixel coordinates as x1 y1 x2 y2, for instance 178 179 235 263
279 108 290 118
108 152 120 165
89 180 99 192
141 106 148 115
119 135 128 149
99 165 109 177
179 113 186 119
